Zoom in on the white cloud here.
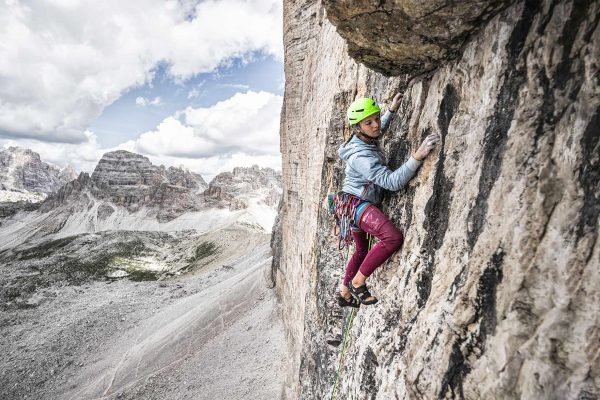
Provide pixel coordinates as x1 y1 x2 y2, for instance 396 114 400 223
187 88 200 99
133 90 282 158
0 0 283 143
218 83 251 90
135 96 163 107
0 90 282 181
0 131 106 173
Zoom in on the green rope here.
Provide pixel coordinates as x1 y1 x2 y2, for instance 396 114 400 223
331 307 356 400
331 233 375 399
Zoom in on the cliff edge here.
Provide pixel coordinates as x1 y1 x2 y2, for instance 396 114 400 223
275 0 599 398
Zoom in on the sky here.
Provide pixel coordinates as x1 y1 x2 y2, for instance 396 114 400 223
0 0 284 181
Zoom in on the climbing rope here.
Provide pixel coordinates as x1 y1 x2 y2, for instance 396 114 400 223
330 236 374 399
331 307 356 400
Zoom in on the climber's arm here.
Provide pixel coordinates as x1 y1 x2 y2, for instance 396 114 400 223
380 111 394 134
347 131 441 191
380 93 403 135
349 153 422 192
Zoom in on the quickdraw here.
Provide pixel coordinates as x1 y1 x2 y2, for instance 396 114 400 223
327 183 372 250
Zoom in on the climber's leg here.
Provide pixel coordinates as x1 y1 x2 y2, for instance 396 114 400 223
340 229 369 299
351 205 403 288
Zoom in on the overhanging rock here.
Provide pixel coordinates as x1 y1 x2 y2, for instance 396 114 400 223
323 0 514 76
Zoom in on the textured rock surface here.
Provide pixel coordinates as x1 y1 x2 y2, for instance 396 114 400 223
0 146 77 194
92 151 207 190
41 150 209 220
206 165 282 210
275 0 599 398
91 150 169 187
1 150 281 249
323 0 512 76
166 166 207 189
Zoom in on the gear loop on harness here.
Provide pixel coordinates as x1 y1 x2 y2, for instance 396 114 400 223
328 191 363 250
327 182 373 250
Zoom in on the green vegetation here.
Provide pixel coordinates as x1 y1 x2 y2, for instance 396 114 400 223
0 235 158 309
238 221 266 232
59 239 148 283
108 256 161 281
16 236 78 260
189 241 221 263
127 269 159 281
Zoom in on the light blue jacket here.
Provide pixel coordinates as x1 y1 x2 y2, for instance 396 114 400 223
338 110 422 204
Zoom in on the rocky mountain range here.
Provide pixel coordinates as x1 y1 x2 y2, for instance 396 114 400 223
0 147 282 314
42 150 280 219
41 150 209 221
93 150 207 189
206 165 282 210
0 149 281 252
0 146 77 199
0 152 285 399
0 147 79 219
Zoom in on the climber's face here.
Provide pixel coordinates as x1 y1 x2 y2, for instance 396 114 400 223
358 113 381 138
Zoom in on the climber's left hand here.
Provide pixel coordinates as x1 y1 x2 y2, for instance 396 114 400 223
413 133 441 161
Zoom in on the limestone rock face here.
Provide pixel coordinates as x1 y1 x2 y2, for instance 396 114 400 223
41 151 209 220
276 0 599 398
0 146 77 194
91 150 168 187
91 151 207 192
205 165 282 210
85 150 206 216
58 165 78 185
166 166 207 189
323 0 512 76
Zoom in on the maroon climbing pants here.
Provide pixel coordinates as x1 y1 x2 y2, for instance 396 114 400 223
342 205 404 287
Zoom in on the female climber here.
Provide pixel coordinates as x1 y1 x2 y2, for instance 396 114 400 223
337 94 440 307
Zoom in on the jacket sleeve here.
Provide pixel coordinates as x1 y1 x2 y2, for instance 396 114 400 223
348 152 422 191
380 110 395 134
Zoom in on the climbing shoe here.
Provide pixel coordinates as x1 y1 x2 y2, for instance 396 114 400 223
347 283 378 305
337 294 360 308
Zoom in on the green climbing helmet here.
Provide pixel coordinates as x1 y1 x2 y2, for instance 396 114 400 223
347 97 381 125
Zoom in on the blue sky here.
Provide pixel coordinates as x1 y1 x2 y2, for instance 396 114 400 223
92 54 284 148
0 0 284 178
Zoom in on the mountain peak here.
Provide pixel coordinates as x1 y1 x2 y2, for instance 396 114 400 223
92 150 166 187
0 147 77 194
206 165 281 209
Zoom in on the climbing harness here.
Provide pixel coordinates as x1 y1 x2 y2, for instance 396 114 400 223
330 236 374 399
327 183 372 251
328 192 362 250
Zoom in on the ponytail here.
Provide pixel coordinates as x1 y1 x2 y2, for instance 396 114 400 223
343 125 361 145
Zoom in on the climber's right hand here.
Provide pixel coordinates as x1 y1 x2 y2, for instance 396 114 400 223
389 93 403 113
413 133 441 161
